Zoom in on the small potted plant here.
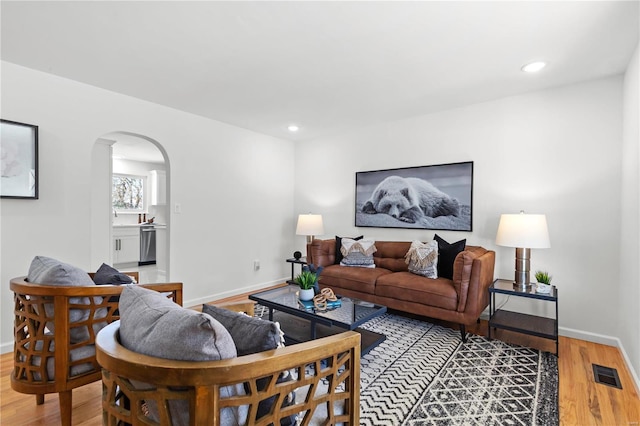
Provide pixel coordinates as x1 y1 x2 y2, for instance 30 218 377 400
534 270 553 293
294 270 317 301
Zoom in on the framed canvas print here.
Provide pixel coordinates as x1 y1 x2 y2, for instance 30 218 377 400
355 161 473 231
1 119 39 199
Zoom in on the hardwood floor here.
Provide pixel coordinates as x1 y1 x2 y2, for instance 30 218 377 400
2 291 639 425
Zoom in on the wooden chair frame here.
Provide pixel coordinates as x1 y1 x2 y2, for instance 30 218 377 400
10 275 183 426
96 317 361 425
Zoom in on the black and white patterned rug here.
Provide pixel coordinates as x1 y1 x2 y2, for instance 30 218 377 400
257 306 558 426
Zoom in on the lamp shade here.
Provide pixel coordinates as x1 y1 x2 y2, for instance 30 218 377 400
495 213 550 248
296 214 324 236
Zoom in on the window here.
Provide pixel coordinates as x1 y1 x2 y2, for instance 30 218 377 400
112 174 145 212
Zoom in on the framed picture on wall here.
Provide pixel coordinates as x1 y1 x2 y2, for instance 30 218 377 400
1 119 39 199
355 161 473 231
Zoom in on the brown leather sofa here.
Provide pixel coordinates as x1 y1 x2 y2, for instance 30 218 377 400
307 239 495 341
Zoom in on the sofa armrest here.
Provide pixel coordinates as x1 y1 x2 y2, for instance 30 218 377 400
452 248 495 315
306 239 337 267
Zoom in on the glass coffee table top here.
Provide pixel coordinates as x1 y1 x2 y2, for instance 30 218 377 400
249 285 387 354
249 284 386 330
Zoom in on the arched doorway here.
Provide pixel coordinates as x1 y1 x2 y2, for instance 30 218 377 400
90 132 170 282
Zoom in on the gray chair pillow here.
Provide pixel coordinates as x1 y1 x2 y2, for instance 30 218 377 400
119 285 248 425
201 303 283 356
27 256 107 343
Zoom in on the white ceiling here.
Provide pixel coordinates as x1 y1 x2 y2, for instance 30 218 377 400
2 1 639 146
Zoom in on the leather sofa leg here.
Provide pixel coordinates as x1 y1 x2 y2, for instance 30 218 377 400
460 324 467 342
59 390 72 426
36 394 44 405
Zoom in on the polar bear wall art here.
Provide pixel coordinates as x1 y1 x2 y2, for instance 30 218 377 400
361 176 460 224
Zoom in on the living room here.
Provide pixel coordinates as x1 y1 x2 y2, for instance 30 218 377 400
1 1 639 424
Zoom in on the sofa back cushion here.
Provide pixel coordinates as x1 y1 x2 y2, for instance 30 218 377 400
373 241 411 272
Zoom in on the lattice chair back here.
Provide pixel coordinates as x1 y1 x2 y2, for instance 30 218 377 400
10 275 183 426
97 320 361 425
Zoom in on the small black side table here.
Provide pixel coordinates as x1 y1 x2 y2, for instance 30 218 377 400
488 278 559 356
286 257 307 284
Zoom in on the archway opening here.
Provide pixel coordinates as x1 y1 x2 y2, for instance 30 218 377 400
90 132 170 282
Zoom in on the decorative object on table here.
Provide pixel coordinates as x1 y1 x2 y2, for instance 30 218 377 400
296 213 324 243
293 250 302 260
298 288 342 311
311 287 340 310
495 211 551 290
535 270 553 293
1 119 38 199
294 269 317 301
355 161 473 231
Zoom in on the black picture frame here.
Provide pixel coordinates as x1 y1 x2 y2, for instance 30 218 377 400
1 119 39 199
355 161 473 231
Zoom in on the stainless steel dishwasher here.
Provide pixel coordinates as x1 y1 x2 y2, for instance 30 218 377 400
139 224 156 265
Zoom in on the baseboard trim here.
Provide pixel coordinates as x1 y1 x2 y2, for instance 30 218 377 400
184 278 288 309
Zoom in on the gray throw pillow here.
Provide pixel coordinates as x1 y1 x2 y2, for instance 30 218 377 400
119 285 248 425
201 303 283 356
27 256 107 343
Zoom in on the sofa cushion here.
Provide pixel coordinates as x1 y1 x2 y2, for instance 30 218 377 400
119 285 247 425
320 264 392 294
434 234 466 279
201 303 283 356
27 256 107 343
375 272 458 311
334 235 363 264
405 240 438 278
373 241 411 272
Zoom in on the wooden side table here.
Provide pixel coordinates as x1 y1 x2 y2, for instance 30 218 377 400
488 278 559 355
285 257 307 284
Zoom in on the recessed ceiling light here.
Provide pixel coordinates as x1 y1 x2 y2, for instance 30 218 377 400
521 61 547 73
287 124 299 132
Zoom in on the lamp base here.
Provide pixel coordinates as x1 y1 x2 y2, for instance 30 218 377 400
512 282 532 291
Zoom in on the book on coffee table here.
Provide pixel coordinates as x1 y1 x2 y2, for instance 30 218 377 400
298 298 342 311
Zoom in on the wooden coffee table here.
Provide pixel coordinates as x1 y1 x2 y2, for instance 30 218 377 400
249 285 387 355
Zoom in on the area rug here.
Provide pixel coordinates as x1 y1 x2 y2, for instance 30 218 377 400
259 307 558 426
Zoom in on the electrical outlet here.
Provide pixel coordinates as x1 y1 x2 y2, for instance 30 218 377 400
254 259 260 271
174 203 182 214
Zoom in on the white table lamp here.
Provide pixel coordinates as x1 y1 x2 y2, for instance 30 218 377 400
496 211 550 290
296 214 324 244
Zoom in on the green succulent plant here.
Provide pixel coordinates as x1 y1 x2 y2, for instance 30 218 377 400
535 270 552 284
294 270 317 290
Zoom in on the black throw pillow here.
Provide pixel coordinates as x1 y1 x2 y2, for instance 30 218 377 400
334 235 364 264
93 263 135 285
434 234 466 280
92 263 134 304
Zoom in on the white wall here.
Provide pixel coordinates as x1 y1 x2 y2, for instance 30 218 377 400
0 62 295 352
296 76 624 340
620 41 640 384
